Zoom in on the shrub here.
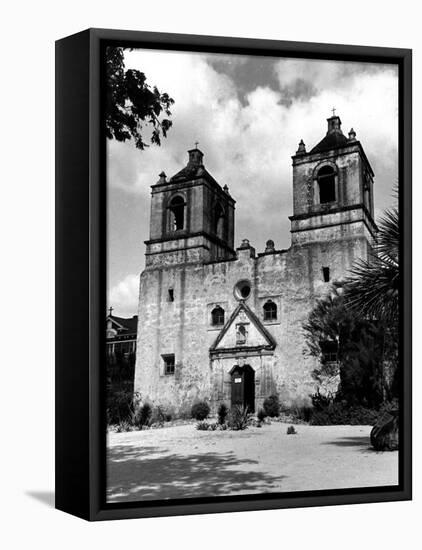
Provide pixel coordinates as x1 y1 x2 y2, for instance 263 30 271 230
218 403 229 425
228 405 252 430
310 402 379 426
115 420 132 433
196 421 218 431
134 402 152 429
263 394 280 417
196 421 210 430
287 425 297 435
191 400 210 421
257 408 267 422
107 390 138 425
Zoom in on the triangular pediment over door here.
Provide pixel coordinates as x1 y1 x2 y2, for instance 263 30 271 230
210 302 276 355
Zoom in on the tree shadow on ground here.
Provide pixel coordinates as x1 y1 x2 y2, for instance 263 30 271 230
322 436 373 450
107 444 286 502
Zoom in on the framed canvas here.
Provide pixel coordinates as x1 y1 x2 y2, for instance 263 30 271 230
55 28 412 521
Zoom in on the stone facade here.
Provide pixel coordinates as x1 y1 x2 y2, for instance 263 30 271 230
134 115 377 414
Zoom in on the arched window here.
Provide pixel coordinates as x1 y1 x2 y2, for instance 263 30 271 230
263 300 277 321
214 203 225 240
211 306 225 326
168 196 185 231
317 166 336 204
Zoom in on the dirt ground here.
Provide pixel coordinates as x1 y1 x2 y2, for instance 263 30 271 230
107 422 399 502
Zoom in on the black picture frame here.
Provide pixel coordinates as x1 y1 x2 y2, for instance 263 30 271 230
55 28 412 521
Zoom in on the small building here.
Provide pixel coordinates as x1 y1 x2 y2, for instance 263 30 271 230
106 309 138 357
134 114 377 414
106 309 138 393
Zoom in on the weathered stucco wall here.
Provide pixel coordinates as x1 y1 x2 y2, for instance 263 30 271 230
134 215 370 414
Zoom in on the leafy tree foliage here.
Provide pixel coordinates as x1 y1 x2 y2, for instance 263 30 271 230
106 47 175 150
106 349 136 389
106 349 136 424
303 288 387 407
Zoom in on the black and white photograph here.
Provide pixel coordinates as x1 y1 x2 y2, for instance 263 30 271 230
2 0 421 543
105 45 402 503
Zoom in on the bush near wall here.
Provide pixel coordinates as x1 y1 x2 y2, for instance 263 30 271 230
308 399 398 426
134 402 152 429
106 388 138 425
228 405 252 430
310 402 379 425
191 400 210 421
263 394 280 417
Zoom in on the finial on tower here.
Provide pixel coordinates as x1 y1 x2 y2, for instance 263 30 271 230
158 171 167 184
327 111 342 134
348 128 357 141
108 306 113 317
187 146 204 166
296 139 307 155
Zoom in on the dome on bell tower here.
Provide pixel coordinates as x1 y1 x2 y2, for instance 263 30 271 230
309 113 349 154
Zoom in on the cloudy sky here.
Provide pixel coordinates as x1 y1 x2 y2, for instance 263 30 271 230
107 48 398 317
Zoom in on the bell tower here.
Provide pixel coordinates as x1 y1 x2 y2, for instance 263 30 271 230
145 147 236 267
289 113 377 281
290 114 377 243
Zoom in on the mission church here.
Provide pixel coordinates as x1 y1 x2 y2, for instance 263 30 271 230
134 113 377 414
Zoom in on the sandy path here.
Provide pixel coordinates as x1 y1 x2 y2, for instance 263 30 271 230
107 423 398 502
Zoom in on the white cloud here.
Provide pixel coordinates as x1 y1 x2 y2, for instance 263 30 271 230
108 273 139 317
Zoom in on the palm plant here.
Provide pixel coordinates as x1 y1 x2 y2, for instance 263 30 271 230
343 200 399 324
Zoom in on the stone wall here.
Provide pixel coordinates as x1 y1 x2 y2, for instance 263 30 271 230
134 214 370 414
134 131 376 416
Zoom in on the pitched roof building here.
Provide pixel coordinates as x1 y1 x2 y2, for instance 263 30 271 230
106 309 138 356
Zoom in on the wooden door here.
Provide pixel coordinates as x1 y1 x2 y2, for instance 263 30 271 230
231 365 255 412
231 367 244 407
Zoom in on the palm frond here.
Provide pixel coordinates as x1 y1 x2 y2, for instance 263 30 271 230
343 257 399 323
375 207 399 264
342 189 400 324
